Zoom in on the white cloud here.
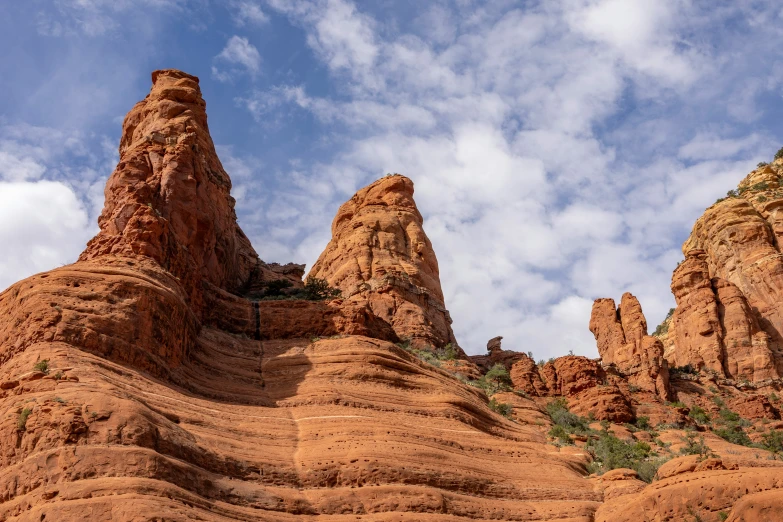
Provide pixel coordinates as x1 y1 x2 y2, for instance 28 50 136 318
213 36 262 82
41 0 187 36
231 1 270 26
239 0 780 357
0 181 91 292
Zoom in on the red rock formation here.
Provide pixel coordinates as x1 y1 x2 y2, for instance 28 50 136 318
589 293 672 400
307 174 460 352
80 70 301 310
0 70 605 521
669 249 777 381
675 165 783 380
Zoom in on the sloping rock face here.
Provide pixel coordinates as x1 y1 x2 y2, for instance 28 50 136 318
307 174 460 351
668 249 777 381
589 293 672 400
0 70 603 521
666 164 783 382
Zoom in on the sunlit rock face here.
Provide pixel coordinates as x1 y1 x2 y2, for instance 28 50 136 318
0 70 601 521
308 173 462 352
589 293 672 401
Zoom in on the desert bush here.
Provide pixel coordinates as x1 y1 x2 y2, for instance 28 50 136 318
549 424 571 445
670 365 697 377
264 279 293 297
586 430 665 483
33 360 49 374
653 308 675 336
17 408 32 431
688 405 711 426
488 398 513 419
760 429 783 454
713 408 753 447
679 431 714 458
303 277 341 300
546 398 589 434
635 416 651 431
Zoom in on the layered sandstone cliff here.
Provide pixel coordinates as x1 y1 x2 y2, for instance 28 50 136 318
4 68 783 522
663 161 783 382
0 70 601 521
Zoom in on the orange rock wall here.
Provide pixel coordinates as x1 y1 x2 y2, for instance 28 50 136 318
307 175 459 351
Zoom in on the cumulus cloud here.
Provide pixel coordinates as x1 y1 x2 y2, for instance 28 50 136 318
0 123 108 291
9 0 783 360
213 36 262 82
0 181 91 292
239 0 783 356
231 1 270 26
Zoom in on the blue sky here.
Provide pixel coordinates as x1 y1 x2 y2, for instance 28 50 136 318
2 0 783 357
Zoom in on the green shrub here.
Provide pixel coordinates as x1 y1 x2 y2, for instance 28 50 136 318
628 384 641 393
668 401 687 408
546 398 590 434
688 405 711 426
760 429 783 454
17 408 32 431
488 398 513 418
468 363 513 396
670 365 697 376
712 407 753 446
653 308 675 336
758 162 769 168
718 512 729 521
679 431 714 458
586 430 665 483
714 426 753 446
549 424 572 445
303 277 341 300
635 416 651 431
439 343 457 361
264 279 293 297
33 360 49 374
775 146 783 160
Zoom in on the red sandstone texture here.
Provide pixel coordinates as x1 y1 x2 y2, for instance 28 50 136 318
589 293 672 401
4 69 783 521
307 173 461 352
0 70 599 521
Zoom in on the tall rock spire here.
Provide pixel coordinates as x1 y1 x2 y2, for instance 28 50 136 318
589 293 672 400
79 70 269 305
308 174 459 350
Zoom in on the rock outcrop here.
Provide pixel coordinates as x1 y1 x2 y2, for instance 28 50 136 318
0 70 603 521
589 293 672 401
6 68 783 522
307 174 460 351
664 162 783 382
668 249 777 381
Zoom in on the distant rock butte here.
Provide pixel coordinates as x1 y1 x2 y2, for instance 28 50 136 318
308 173 461 351
4 69 783 521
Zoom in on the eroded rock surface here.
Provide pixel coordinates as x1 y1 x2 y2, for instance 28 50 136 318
589 293 672 400
307 174 460 352
0 70 601 521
